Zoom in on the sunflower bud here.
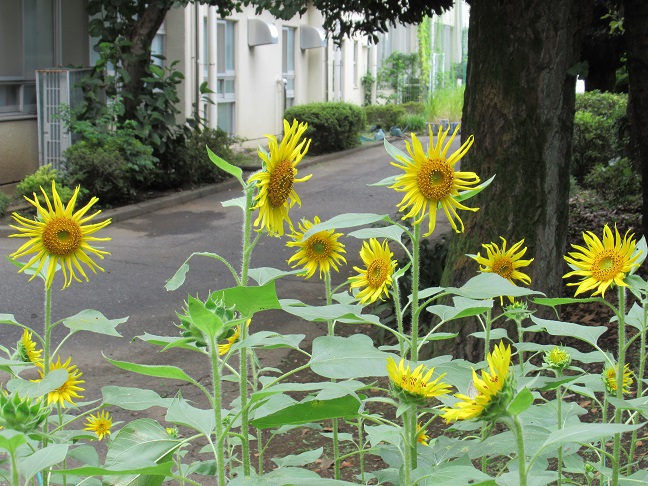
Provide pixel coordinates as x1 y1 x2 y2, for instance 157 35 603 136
176 296 238 348
0 392 49 433
544 346 571 371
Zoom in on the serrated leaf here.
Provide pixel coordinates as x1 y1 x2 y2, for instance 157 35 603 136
272 447 323 468
19 444 69 484
6 368 67 397
166 395 215 437
527 316 606 348
348 224 405 242
0 430 27 453
281 300 380 324
251 395 361 429
541 422 645 450
211 281 282 317
221 195 247 209
102 386 174 411
448 273 543 300
248 267 299 285
301 213 389 239
0 314 20 325
187 295 224 340
105 357 198 385
63 309 126 336
507 388 534 415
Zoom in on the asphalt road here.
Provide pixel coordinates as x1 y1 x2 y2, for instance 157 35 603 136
0 135 453 401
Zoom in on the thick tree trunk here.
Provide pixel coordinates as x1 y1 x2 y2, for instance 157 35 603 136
623 0 648 239
435 0 590 360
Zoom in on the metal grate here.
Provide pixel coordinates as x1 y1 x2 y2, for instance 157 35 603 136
36 68 91 170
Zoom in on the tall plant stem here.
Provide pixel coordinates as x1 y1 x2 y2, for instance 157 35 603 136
325 272 341 480
210 341 226 485
410 223 421 362
392 278 405 356
239 186 254 476
509 414 528 486
516 319 525 374
483 309 492 361
611 287 626 486
556 384 564 486
402 407 414 486
626 303 647 475
42 285 52 486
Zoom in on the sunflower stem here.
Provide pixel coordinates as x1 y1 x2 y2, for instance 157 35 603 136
392 275 406 356
483 309 492 362
325 272 341 480
611 286 626 486
42 284 52 483
626 301 647 475
402 407 414 486
210 338 227 485
410 223 421 362
556 377 564 486
511 414 528 486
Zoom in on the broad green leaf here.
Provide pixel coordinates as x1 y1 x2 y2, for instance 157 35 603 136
228 467 357 485
281 300 380 324
221 195 247 209
0 314 20 325
533 296 602 308
251 394 361 429
448 273 543 300
417 286 445 301
527 316 607 348
56 462 174 478
271 447 323 468
105 357 198 385
165 251 239 291
514 342 604 364
348 224 405 242
102 386 174 411
136 333 204 353
369 174 398 187
149 64 164 78
411 463 496 486
471 328 509 341
6 368 67 397
211 281 282 317
63 309 127 336
454 174 496 203
248 267 299 285
19 444 69 484
0 356 32 367
310 334 396 379
237 331 304 351
383 138 411 165
607 397 648 417
423 332 458 341
0 429 27 453
252 380 366 404
67 444 100 467
508 388 534 415
625 302 647 333
541 422 645 451
301 213 389 239
364 424 402 448
187 295 224 340
207 145 243 183
427 296 492 323
166 395 215 437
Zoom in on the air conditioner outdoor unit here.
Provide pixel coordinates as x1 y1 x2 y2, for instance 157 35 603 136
36 68 92 170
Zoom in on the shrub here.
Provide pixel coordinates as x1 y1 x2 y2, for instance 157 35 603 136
426 86 465 122
583 157 641 208
401 101 426 115
398 113 428 134
155 128 235 188
284 102 366 155
16 164 76 206
0 191 11 216
572 90 628 184
364 104 406 131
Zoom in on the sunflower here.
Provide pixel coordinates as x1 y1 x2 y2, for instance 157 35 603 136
471 237 533 285
603 363 633 395
389 125 480 237
218 320 250 356
17 329 42 364
84 410 112 440
563 224 640 297
441 341 512 423
349 239 397 305
249 119 313 236
38 356 85 408
286 216 347 279
544 346 571 371
416 422 430 446
386 357 452 403
9 181 111 289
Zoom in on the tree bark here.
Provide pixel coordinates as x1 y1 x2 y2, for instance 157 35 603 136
435 0 590 360
623 0 648 238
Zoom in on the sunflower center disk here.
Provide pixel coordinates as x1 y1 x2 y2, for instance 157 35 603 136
417 158 455 201
307 236 330 260
492 257 514 279
42 217 83 256
366 259 387 287
592 251 623 280
268 159 295 207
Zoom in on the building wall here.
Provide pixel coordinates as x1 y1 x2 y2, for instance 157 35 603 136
0 120 39 188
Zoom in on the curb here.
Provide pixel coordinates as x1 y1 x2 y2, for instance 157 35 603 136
0 138 394 238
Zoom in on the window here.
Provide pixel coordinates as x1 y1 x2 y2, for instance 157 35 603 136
217 20 235 134
282 27 296 109
353 40 359 88
151 20 166 68
1 0 55 117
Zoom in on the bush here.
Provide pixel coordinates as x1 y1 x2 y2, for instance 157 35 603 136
16 165 77 206
364 104 406 131
426 86 465 122
0 191 11 216
583 157 641 208
284 102 366 155
155 128 235 188
401 101 426 115
398 114 428 134
572 90 628 184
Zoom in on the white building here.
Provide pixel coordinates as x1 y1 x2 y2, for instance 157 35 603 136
0 1 468 190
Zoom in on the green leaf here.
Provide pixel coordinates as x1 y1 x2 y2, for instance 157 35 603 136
507 388 534 415
471 328 509 342
166 395 215 437
348 224 405 242
105 357 198 385
0 430 27 453
228 467 356 485
211 281 282 317
301 213 389 239
248 267 299 286
607 397 648 417
149 64 164 78
251 394 362 429
19 444 69 484
6 368 67 397
383 138 411 165
221 195 247 209
237 331 305 351
63 309 127 337
448 273 543 300
187 295 224 340
56 462 174 478
272 447 323 468
527 316 607 348
427 297 492 323
310 334 396 379
136 333 204 353
453 174 496 203
281 300 380 324
207 145 243 184
0 314 20 326
102 386 174 411
533 296 602 308
369 174 398 187
411 462 496 485
541 422 645 451
165 251 239 291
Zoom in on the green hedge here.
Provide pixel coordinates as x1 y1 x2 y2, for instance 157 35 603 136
364 104 406 130
284 102 366 155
